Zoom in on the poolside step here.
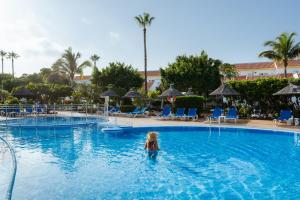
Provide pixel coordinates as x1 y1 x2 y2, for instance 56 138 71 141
101 126 132 133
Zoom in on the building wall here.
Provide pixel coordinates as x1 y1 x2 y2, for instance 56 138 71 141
238 67 300 77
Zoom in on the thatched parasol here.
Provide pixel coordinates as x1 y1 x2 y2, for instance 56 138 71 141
209 83 239 96
13 88 33 97
101 89 119 97
124 88 142 98
159 84 183 98
273 83 300 96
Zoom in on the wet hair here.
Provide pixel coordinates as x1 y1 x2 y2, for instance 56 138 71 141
147 132 158 142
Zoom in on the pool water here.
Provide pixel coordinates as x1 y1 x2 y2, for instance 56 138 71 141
1 125 300 199
1 116 106 128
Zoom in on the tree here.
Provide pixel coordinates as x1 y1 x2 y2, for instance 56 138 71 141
134 12 155 94
7 51 19 78
259 32 300 78
39 68 53 81
52 47 91 86
219 63 239 80
160 51 222 96
0 50 6 74
0 73 23 92
90 54 100 68
19 73 43 84
46 71 70 85
91 62 143 95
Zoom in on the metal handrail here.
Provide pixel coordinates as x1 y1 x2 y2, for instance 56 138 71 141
0 136 17 200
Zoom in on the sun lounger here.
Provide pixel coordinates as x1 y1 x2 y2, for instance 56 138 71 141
173 108 185 119
225 107 238 123
275 110 292 124
185 108 198 120
159 106 171 120
34 106 45 115
129 107 147 117
108 106 120 115
208 107 222 123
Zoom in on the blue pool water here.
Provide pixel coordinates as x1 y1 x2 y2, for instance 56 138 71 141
0 116 106 128
1 120 300 199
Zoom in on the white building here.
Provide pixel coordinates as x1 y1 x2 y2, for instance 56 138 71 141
74 60 300 89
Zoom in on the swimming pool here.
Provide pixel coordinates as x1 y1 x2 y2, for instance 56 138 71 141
1 122 300 199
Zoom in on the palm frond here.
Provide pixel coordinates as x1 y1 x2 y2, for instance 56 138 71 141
258 50 281 60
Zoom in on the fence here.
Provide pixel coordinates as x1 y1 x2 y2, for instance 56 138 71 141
0 103 108 119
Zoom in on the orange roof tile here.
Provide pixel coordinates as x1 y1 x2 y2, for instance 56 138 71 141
235 60 300 70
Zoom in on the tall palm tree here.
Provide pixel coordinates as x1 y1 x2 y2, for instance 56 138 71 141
134 12 155 94
7 51 19 78
259 32 300 78
0 50 6 74
90 54 100 68
52 47 92 86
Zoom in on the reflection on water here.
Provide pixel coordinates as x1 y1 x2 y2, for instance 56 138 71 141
2 126 144 172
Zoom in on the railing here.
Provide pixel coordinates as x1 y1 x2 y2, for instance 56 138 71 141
0 135 17 200
0 104 108 119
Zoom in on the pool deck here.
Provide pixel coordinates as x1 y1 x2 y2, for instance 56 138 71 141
112 116 300 132
1 114 299 132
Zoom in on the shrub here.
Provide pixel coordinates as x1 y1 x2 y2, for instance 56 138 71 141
174 96 206 114
120 105 135 113
0 89 10 101
228 77 299 115
4 96 19 105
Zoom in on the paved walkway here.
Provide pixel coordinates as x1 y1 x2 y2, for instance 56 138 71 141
1 114 299 132
112 116 300 132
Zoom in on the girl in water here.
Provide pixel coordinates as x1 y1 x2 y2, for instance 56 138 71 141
144 132 159 158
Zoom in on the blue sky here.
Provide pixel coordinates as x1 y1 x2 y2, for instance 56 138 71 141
1 0 300 76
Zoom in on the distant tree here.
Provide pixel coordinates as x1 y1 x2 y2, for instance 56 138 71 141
47 71 70 85
39 68 53 81
90 54 100 68
91 67 101 86
259 32 300 78
52 47 92 86
25 83 73 103
160 51 222 96
134 12 155 94
92 62 143 95
219 63 239 80
7 51 19 78
0 74 22 92
0 50 6 74
19 73 43 84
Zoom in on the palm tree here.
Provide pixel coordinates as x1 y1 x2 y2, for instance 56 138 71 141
90 54 100 68
7 51 19 78
134 12 155 94
259 32 300 78
0 50 6 74
52 47 92 86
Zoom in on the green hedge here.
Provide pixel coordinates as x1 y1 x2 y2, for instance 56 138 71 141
228 77 300 115
174 96 206 114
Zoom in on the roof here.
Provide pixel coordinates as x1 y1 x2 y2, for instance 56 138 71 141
235 73 294 80
74 75 92 81
139 70 161 77
234 60 300 70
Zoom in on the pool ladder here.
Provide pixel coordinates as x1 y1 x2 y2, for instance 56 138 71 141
0 135 17 200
